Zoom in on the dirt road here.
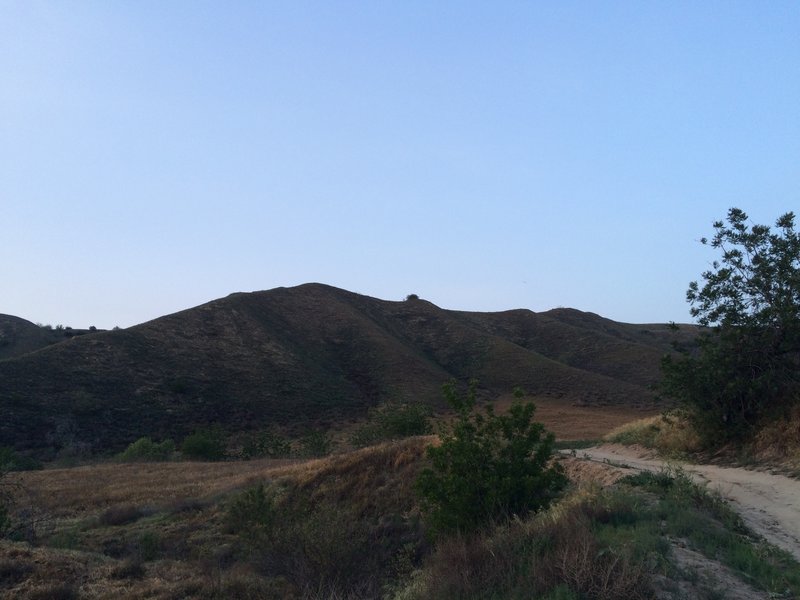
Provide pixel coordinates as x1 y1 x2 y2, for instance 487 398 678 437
572 444 800 562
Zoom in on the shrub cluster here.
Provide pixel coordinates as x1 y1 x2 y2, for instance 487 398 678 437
181 427 227 461
227 483 388 597
116 437 175 462
0 446 42 472
415 381 567 535
350 401 432 448
298 430 332 458
240 430 292 459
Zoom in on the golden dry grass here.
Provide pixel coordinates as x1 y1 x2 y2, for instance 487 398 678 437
604 413 702 456
750 404 800 469
1 409 659 599
11 457 302 518
3 438 435 599
492 395 659 440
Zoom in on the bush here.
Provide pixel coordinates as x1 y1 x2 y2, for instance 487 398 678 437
182 427 227 461
0 446 42 471
98 504 145 527
415 381 567 535
117 437 175 462
298 430 332 458
240 430 292 459
351 401 432 448
401 489 650 600
228 484 380 596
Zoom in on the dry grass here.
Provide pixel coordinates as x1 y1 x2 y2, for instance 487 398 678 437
399 484 652 600
2 438 435 599
10 457 301 518
604 413 702 457
559 455 629 487
750 404 800 469
489 395 660 441
268 436 431 517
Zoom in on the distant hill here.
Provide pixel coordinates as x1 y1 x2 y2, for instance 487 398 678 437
0 314 98 361
0 284 695 457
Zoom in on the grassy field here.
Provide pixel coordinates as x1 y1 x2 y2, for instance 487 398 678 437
3 402 798 599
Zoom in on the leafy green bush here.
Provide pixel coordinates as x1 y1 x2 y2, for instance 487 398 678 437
351 401 432 448
0 446 42 471
240 430 292 459
299 430 332 458
116 437 175 462
415 381 567 535
228 484 380 596
181 427 226 461
400 487 651 600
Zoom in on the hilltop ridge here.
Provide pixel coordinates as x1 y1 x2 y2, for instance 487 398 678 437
0 283 691 457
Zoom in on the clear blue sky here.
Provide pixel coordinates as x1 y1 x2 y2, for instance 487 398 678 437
2 1 798 329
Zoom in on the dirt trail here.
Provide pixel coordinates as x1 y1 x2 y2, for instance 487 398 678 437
572 444 800 562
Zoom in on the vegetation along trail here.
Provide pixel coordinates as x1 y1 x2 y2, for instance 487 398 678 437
573 444 800 561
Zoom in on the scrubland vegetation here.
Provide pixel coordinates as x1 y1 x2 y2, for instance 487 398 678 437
4 382 800 599
2 208 799 597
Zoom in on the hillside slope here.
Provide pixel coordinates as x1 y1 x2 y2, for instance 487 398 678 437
0 284 688 457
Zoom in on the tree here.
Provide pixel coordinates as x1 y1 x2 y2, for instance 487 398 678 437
662 208 800 441
415 381 566 535
181 427 226 461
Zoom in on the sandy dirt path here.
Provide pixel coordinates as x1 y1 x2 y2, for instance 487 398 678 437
571 444 800 562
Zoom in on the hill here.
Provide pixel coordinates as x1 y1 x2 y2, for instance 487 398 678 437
0 284 692 457
0 315 98 361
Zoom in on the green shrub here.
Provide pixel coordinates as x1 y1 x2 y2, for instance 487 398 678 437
415 381 567 535
228 484 380 596
117 437 175 462
401 488 651 600
351 401 432 448
0 446 42 471
99 504 145 526
136 531 161 562
240 430 292 459
299 430 332 458
182 427 227 461
228 483 275 534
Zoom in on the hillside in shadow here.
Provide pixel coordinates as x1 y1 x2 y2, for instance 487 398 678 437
0 284 693 457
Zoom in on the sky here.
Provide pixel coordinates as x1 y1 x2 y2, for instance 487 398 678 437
2 1 798 329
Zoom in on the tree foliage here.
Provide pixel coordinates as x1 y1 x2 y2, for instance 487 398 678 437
415 381 566 535
181 427 227 461
116 437 175 462
350 401 432 448
662 208 800 441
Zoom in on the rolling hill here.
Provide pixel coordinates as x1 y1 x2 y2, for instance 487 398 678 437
0 283 693 457
0 314 98 361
